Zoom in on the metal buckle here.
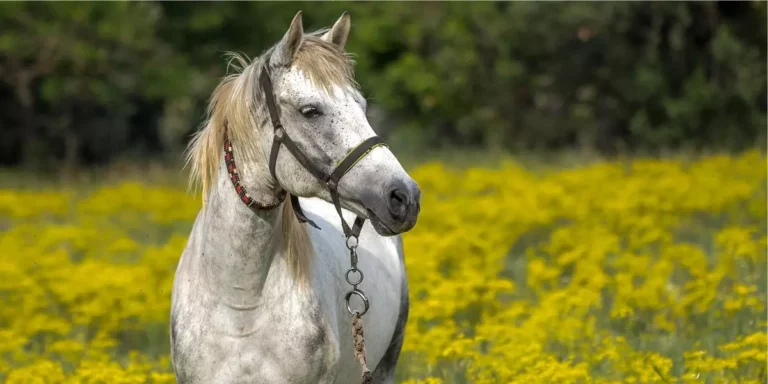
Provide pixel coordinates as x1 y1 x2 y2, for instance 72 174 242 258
345 289 369 316
346 236 358 249
345 268 364 286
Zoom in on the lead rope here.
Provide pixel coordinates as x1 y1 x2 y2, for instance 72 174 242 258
344 236 372 383
352 313 373 383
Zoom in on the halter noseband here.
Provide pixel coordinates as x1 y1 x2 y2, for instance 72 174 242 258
224 59 386 240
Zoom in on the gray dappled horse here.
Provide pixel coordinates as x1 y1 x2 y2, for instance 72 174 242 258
171 11 421 384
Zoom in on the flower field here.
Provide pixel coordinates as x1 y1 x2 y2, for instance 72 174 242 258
1 151 766 383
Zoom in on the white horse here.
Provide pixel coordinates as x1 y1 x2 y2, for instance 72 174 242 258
171 11 421 384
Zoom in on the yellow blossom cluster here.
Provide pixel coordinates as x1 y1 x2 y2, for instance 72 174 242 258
0 150 765 383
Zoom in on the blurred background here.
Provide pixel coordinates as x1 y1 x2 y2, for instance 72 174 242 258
0 1 765 175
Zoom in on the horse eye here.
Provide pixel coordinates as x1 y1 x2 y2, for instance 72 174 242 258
299 106 322 119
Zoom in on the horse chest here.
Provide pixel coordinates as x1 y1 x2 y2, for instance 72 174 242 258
174 292 339 384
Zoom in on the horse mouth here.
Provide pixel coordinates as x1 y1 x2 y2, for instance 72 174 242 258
365 208 399 236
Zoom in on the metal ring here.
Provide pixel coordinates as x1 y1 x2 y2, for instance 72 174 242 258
345 268 364 286
346 236 358 250
345 289 369 316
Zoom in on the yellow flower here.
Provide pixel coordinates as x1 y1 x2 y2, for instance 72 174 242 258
0 151 765 382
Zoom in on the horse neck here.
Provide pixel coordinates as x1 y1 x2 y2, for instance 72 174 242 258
197 156 285 304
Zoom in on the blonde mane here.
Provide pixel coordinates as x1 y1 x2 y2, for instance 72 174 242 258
184 33 357 284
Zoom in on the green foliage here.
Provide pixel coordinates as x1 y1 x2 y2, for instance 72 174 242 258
343 2 766 153
0 2 185 167
0 2 765 169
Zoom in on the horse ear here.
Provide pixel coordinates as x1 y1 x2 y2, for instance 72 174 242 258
321 11 351 50
274 11 304 65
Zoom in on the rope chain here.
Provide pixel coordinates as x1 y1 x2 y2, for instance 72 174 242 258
345 236 372 383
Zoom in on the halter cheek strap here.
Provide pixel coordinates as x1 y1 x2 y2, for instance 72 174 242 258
249 60 386 239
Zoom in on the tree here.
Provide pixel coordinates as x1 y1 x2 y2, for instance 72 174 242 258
0 2 764 170
0 2 193 171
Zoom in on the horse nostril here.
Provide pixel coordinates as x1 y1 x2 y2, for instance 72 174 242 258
388 188 408 220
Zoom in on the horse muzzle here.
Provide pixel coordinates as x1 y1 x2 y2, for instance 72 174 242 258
362 177 421 236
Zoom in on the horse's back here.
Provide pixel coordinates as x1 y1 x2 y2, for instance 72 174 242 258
299 197 408 383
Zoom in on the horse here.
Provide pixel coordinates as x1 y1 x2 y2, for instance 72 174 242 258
170 11 421 384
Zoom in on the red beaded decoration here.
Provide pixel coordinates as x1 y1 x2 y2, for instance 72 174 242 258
223 134 285 210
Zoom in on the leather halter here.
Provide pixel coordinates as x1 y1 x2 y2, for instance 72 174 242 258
225 58 387 239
